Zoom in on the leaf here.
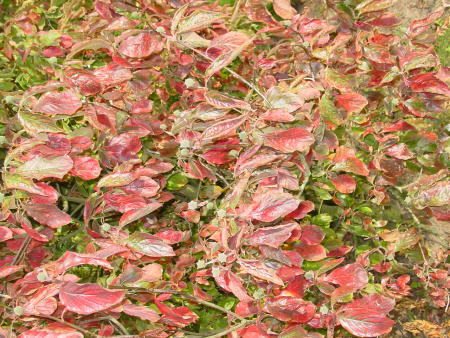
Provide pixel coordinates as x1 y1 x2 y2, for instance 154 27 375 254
205 34 254 78
118 33 163 58
167 173 189 190
16 155 73 180
238 259 284 285
70 156 102 180
0 226 13 242
335 93 368 114
247 222 298 248
300 225 325 245
324 263 368 291
319 92 343 126
273 0 297 19
356 0 393 15
121 232 175 257
264 128 315 153
330 174 356 194
119 203 162 227
205 90 251 110
201 115 247 141
250 190 300 222
0 265 24 278
333 147 369 176
296 244 327 261
67 38 112 59
53 251 113 275
337 294 395 337
3 172 45 195
214 269 253 302
416 181 450 208
59 282 125 315
176 10 225 34
97 173 136 188
19 327 83 338
34 90 82 116
266 296 316 323
18 111 64 134
20 218 49 242
122 304 160 322
25 204 71 228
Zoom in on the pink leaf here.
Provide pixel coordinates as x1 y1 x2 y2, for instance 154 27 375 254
335 93 368 113
121 232 175 257
337 294 395 337
247 222 298 248
324 263 368 291
0 265 23 278
34 90 81 116
296 244 327 261
264 128 315 153
119 33 163 58
330 174 356 194
122 303 160 322
119 203 162 227
0 226 13 242
333 146 369 176
25 204 71 228
19 327 83 338
53 251 113 275
286 200 315 219
205 90 251 110
238 259 284 286
214 269 253 302
70 156 101 180
250 190 300 222
300 225 325 245
59 282 125 315
266 296 316 323
273 0 297 19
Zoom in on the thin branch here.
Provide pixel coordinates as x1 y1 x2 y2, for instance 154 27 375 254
230 0 245 27
208 319 255 338
150 28 272 107
110 286 245 321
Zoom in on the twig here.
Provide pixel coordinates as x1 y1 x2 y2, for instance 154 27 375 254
11 236 31 266
0 303 95 337
107 315 130 335
110 286 245 321
230 0 245 27
150 28 271 107
208 319 255 338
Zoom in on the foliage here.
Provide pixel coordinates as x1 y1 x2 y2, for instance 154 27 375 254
0 0 449 337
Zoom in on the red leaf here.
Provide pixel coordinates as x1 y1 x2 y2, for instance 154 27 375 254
122 176 160 198
324 263 368 291
238 259 284 286
93 62 132 87
266 296 316 323
407 73 450 96
104 133 142 165
247 222 298 248
264 128 315 153
214 269 253 302
330 174 356 194
201 115 247 142
337 294 395 337
119 203 162 227
64 68 102 96
19 327 83 338
296 244 327 261
122 304 160 322
205 90 251 110
34 90 82 116
119 33 163 58
385 143 413 160
25 204 71 228
70 156 102 180
20 218 50 242
335 93 368 113
59 282 125 315
121 232 175 257
273 0 297 19
156 300 199 328
286 200 315 219
0 265 23 278
53 251 113 275
249 190 300 222
333 146 369 176
0 226 13 242
300 225 325 245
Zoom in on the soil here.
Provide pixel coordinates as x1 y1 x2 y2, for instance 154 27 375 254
390 0 444 24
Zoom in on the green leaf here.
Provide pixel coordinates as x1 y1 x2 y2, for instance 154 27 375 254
319 91 343 126
18 111 64 134
167 173 189 190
